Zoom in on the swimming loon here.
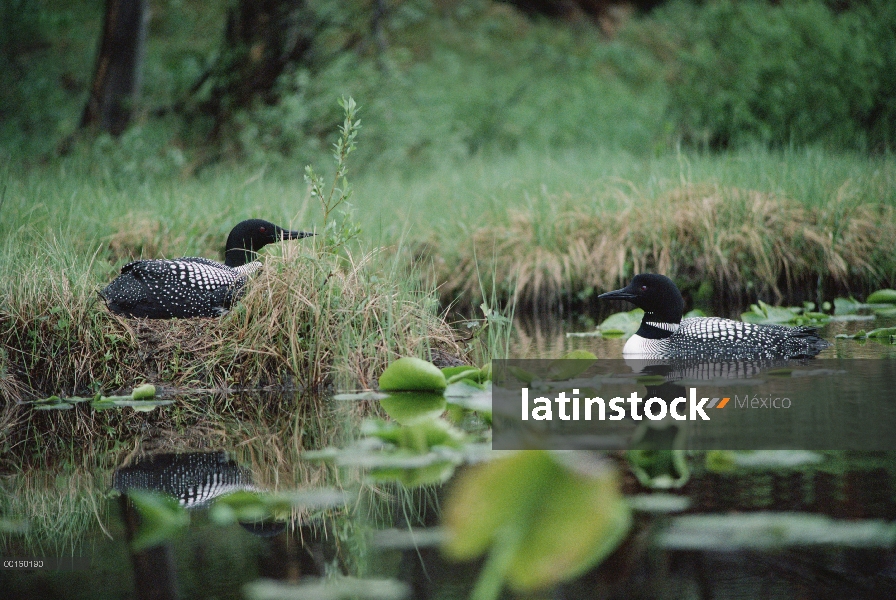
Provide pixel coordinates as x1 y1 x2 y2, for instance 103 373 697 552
100 219 312 319
598 274 830 359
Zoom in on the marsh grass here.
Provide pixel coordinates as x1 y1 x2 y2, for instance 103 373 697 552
1 146 893 399
425 183 896 311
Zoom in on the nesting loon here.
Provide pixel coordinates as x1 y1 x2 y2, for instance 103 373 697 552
598 274 830 359
100 219 312 319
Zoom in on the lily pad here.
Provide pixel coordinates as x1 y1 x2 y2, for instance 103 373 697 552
834 297 894 315
741 300 830 326
598 309 643 338
379 357 447 392
867 289 896 304
741 302 799 324
443 451 630 592
441 366 483 385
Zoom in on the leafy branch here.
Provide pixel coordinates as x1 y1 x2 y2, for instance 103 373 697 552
304 97 362 249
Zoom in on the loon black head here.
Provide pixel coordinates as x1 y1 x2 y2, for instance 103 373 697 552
224 219 313 267
598 274 685 325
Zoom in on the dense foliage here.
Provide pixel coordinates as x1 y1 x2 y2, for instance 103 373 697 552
652 0 896 149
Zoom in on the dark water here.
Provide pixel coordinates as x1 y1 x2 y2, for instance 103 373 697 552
3 312 896 599
512 313 896 359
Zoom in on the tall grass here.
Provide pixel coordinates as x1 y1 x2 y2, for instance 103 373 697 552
424 182 896 311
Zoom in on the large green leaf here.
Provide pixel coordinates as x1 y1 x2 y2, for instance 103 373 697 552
598 309 644 338
379 357 447 392
867 289 896 304
443 451 630 593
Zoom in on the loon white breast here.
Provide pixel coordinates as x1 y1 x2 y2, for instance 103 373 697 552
599 274 830 360
100 219 313 319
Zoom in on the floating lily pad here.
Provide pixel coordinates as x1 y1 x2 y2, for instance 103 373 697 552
837 327 896 342
446 371 485 386
441 366 483 385
379 392 447 425
741 300 829 326
443 451 630 592
542 351 597 381
834 297 893 315
378 357 447 392
598 309 643 338
867 289 896 304
114 399 174 412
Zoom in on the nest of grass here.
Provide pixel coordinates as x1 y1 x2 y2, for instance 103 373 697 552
0 240 465 400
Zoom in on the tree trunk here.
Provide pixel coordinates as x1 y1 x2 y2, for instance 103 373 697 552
202 0 315 139
81 0 149 135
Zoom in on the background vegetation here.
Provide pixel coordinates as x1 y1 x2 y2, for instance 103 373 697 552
2 0 896 392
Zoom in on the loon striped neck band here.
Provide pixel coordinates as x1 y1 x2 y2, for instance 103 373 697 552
645 321 680 333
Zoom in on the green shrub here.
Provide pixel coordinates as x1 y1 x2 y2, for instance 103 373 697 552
652 0 895 150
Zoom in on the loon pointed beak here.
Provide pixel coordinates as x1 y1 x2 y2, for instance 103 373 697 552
598 287 636 301
280 230 315 241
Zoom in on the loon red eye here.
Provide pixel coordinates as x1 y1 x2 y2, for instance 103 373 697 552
640 285 648 291
259 227 266 233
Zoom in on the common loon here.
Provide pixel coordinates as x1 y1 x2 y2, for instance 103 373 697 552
100 219 312 319
598 274 830 359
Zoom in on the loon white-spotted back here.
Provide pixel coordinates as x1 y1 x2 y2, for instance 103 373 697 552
100 219 312 319
599 274 830 360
